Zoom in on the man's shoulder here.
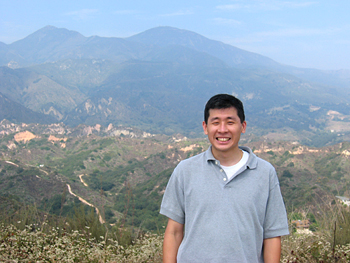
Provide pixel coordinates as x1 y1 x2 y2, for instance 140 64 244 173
241 146 275 171
171 150 208 180
179 150 207 166
255 154 274 168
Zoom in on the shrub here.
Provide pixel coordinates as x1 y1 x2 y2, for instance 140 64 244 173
281 233 350 262
0 224 163 262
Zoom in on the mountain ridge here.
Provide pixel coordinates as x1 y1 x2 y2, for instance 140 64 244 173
127 26 281 69
1 26 350 142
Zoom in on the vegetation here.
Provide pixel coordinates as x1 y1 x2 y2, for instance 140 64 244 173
0 223 163 262
281 233 350 262
1 126 350 261
0 132 203 232
1 130 350 231
1 199 350 262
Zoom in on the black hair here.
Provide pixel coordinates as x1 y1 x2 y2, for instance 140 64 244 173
204 94 245 124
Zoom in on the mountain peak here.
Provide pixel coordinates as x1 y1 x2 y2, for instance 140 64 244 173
127 26 208 47
11 26 85 47
40 25 58 31
127 26 279 68
7 26 87 66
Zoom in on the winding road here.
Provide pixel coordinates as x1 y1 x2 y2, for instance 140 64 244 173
4 160 105 224
66 184 105 224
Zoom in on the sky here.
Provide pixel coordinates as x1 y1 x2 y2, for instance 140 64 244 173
1 0 349 70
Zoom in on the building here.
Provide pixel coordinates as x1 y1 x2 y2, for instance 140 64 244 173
336 196 350 206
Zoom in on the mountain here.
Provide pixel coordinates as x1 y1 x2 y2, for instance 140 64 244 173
1 26 350 143
127 26 281 69
3 26 150 67
0 66 86 120
282 66 350 89
63 60 350 137
128 26 350 89
9 26 86 65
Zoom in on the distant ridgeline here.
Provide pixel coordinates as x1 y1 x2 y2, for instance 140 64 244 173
0 26 350 141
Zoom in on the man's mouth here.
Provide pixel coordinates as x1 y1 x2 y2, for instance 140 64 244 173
217 137 230 142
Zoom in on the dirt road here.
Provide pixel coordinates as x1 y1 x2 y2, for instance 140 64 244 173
66 184 105 224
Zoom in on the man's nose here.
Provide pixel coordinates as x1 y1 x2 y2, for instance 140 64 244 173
218 122 228 132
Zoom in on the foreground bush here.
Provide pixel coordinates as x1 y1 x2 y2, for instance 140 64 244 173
1 224 350 262
0 224 162 262
281 233 350 263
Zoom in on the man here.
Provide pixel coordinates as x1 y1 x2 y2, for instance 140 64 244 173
160 94 289 263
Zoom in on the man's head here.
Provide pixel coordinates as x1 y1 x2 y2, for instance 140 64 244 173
204 94 245 124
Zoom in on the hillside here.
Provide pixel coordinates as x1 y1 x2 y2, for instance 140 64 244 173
0 93 56 124
1 121 350 231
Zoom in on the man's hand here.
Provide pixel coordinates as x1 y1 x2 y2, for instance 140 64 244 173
163 218 184 263
263 236 281 263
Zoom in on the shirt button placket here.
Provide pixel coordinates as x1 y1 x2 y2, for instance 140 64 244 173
215 161 226 182
219 168 226 181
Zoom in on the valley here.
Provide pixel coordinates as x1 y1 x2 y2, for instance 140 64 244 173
1 121 349 232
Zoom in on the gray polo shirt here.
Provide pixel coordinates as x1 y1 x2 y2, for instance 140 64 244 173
160 146 289 263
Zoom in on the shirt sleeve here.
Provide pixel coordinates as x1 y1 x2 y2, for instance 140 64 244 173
160 163 186 224
263 169 290 239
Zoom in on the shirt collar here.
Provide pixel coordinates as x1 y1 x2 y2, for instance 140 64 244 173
205 145 258 169
205 145 216 162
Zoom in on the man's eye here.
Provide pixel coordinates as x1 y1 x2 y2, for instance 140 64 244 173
212 122 219 125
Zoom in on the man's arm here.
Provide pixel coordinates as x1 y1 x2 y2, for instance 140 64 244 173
263 236 281 263
163 218 184 263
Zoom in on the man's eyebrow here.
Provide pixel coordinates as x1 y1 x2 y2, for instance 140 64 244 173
209 116 238 121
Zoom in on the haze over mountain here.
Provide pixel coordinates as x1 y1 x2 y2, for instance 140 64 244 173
1 26 350 143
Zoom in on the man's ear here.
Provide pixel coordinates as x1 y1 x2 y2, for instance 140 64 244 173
241 121 247 134
202 121 208 135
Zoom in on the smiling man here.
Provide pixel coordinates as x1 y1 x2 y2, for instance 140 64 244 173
160 94 289 263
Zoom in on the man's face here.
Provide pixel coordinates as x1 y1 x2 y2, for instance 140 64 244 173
202 107 246 155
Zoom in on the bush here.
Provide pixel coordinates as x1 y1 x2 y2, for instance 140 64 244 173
0 224 163 262
282 170 294 178
281 233 350 262
334 207 350 246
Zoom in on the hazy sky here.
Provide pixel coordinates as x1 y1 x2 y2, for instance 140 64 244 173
1 0 349 70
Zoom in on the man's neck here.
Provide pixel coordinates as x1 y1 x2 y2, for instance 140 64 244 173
211 147 242 166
